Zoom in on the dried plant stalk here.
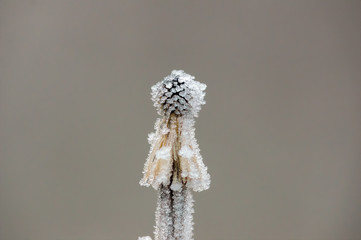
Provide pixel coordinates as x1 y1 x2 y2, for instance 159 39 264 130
139 70 210 240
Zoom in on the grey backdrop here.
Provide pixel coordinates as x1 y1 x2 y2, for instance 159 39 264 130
0 1 360 240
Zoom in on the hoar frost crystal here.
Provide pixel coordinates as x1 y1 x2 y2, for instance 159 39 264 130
139 70 210 240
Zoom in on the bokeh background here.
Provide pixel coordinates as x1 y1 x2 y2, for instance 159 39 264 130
1 1 360 240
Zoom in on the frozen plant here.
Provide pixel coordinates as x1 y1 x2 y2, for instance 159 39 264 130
139 70 210 240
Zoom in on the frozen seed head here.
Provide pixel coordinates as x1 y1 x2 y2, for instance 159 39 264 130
151 70 206 117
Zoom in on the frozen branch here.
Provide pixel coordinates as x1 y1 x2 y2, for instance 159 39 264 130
139 70 210 240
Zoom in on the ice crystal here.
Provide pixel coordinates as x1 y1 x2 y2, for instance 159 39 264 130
139 70 210 240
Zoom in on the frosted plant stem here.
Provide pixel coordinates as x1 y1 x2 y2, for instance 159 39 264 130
184 188 195 240
139 70 209 240
154 185 174 240
172 186 194 240
172 187 185 240
154 185 194 240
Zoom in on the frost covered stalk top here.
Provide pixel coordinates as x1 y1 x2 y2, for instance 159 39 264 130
140 70 210 192
151 70 207 118
139 70 210 240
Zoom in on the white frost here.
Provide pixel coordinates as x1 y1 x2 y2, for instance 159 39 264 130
156 146 171 160
151 70 207 117
138 237 152 240
170 179 183 192
179 145 194 159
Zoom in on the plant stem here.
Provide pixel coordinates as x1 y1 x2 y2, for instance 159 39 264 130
154 185 194 240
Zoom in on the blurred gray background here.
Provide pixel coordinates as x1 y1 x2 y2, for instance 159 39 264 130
0 1 360 240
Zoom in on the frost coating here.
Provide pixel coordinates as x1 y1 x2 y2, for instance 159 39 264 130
140 113 210 192
154 186 173 240
179 145 194 159
138 237 152 240
152 186 194 240
156 147 171 161
139 70 210 240
172 187 194 240
151 70 206 117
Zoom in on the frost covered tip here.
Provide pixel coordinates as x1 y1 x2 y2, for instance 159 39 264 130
151 70 207 117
